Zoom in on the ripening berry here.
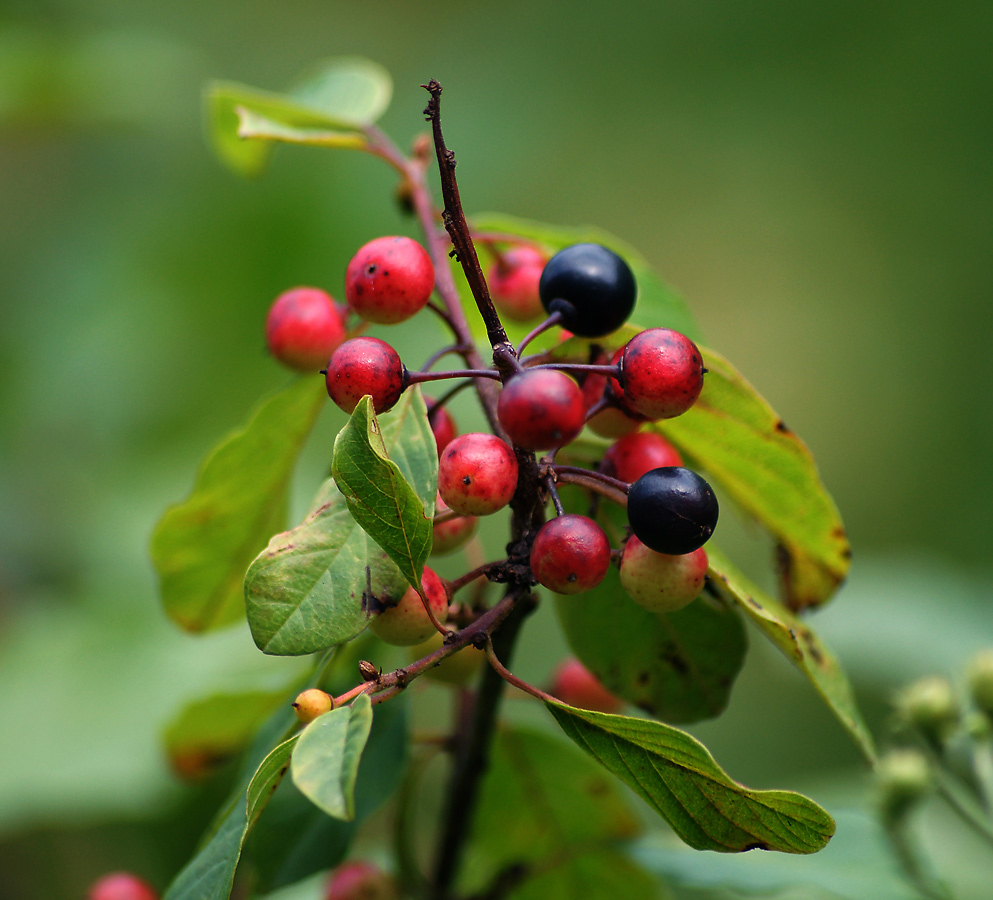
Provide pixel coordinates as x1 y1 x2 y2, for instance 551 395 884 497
614 328 705 420
426 398 457 454
87 873 158 900
293 688 335 724
619 536 708 613
325 336 406 414
487 245 547 322
431 493 478 556
582 349 644 438
325 860 399 900
627 466 719 555
539 243 637 337
368 567 449 647
438 433 519 516
604 431 683 484
530 514 611 594
266 287 346 371
497 368 586 451
345 236 435 324
549 658 623 713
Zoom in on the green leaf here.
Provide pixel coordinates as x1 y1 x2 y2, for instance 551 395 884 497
291 693 373 821
459 213 700 347
332 393 436 594
244 389 436 656
234 106 367 150
555 562 746 724
205 57 392 177
151 377 326 633
658 346 850 610
498 852 661 900
545 700 835 854
706 546 877 765
164 735 297 900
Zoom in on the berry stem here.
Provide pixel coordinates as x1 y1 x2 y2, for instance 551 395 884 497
405 368 502 385
535 362 621 377
544 475 565 517
483 639 557 704
448 560 505 596
421 342 474 373
516 311 563 358
554 465 630 507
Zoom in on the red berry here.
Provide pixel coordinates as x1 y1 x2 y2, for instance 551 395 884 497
325 861 398 900
549 658 623 713
345 236 435 325
604 431 683 483
614 328 705 420
88 873 158 900
486 245 547 322
438 433 518 516
619 536 708 613
497 368 586 451
530 514 611 594
266 287 346 371
426 398 457 454
431 492 478 556
325 337 406 414
369 567 449 646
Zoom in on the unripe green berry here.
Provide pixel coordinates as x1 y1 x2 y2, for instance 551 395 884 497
966 648 993 717
876 748 933 820
895 675 959 742
293 688 335 723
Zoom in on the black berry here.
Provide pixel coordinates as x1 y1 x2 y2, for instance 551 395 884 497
538 243 636 337
626 466 718 555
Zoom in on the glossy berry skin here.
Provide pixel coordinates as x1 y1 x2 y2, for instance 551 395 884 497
497 368 586 451
549 658 622 713
438 433 518 516
530 514 611 594
88 873 158 900
426 399 457 454
368 567 448 647
431 492 477 556
538 243 636 337
293 688 334 723
604 431 683 484
615 328 705 420
325 337 406 414
325 861 398 900
266 287 346 371
627 466 718 555
620 536 708 613
487 245 547 322
345 236 435 324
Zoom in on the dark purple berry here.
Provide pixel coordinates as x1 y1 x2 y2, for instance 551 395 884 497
626 466 718 555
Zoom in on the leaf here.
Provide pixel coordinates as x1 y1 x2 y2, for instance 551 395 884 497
244 389 436 656
205 57 392 177
658 346 850 610
164 735 297 900
151 377 326 633
545 700 835 854
706 546 877 765
291 693 373 821
458 213 700 347
234 106 367 150
554 562 746 724
332 393 436 594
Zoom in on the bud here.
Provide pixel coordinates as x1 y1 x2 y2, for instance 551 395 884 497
292 689 334 724
966 649 993 717
895 675 959 743
876 748 933 821
358 660 380 682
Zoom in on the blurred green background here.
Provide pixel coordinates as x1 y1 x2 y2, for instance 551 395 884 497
2 1 992 898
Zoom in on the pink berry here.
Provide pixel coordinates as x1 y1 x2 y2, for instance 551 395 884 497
604 431 683 484
497 368 586 451
345 236 435 325
368 567 449 646
438 433 519 516
325 860 398 900
549 658 622 713
431 492 478 556
88 873 158 900
530 514 611 594
426 398 457 454
619 536 708 614
325 337 406 414
266 287 346 371
486 245 547 322
614 328 705 420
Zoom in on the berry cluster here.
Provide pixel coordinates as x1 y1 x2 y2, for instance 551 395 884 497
266 235 718 648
